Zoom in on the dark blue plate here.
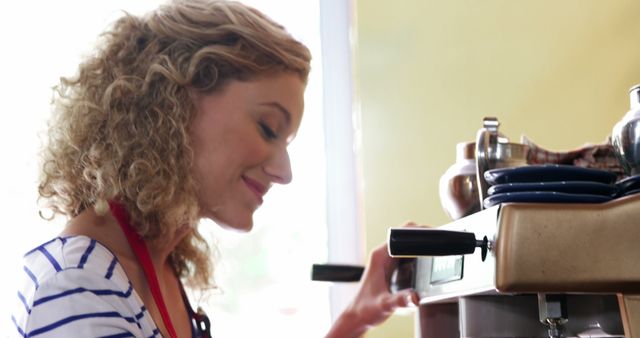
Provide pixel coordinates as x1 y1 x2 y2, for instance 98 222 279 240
483 191 612 208
621 188 640 198
487 181 617 196
484 164 617 185
616 174 640 195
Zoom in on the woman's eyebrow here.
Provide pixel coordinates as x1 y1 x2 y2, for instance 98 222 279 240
259 102 291 125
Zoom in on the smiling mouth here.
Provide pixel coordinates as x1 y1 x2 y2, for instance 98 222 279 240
242 176 266 203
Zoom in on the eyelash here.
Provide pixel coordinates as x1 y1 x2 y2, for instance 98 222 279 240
259 122 278 140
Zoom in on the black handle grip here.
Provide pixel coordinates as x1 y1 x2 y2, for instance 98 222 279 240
311 260 416 293
388 228 478 257
311 264 364 282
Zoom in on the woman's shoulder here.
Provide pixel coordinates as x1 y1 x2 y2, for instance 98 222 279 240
12 236 157 337
16 236 135 309
21 235 130 290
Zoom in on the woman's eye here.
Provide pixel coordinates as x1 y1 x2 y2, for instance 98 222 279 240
259 122 278 140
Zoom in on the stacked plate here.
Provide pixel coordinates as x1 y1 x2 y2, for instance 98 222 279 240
616 174 640 198
483 164 618 209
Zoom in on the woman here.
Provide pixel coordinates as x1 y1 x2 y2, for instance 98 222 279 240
12 1 417 337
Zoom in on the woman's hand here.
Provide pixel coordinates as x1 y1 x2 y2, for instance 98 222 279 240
326 222 421 338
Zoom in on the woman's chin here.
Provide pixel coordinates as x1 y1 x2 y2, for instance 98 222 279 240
225 223 253 233
214 217 254 233
203 209 255 232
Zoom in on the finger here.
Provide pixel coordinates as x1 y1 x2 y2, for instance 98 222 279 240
381 294 402 313
408 290 419 306
401 221 430 228
369 243 394 272
385 290 414 310
397 290 419 308
359 246 395 287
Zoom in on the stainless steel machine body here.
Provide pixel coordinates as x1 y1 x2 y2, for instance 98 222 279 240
390 195 640 337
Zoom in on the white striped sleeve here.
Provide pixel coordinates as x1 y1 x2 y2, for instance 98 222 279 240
21 268 145 337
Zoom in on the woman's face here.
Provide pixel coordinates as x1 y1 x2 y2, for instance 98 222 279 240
190 72 305 231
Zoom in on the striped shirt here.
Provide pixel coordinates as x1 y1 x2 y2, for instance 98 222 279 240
11 236 163 337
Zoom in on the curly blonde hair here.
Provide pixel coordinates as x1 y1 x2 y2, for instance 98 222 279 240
38 0 311 290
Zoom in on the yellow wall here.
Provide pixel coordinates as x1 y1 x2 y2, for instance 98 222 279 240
354 1 640 337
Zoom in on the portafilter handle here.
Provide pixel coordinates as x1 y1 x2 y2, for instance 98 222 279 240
388 228 488 261
310 259 416 293
311 264 364 282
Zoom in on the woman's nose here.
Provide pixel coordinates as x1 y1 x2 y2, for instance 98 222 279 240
264 148 292 184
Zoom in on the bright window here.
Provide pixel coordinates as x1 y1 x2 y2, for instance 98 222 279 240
0 1 360 337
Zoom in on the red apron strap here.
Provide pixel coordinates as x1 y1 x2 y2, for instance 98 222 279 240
109 201 178 338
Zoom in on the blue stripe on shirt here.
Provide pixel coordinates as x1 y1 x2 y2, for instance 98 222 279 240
38 247 62 272
78 239 97 269
134 306 146 321
11 315 27 338
27 311 136 337
23 238 59 257
24 266 39 288
105 256 118 279
132 306 147 330
17 291 31 314
98 332 135 338
33 285 134 307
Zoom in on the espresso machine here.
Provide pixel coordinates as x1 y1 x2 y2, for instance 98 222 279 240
313 86 640 337
386 99 640 337
389 197 640 337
